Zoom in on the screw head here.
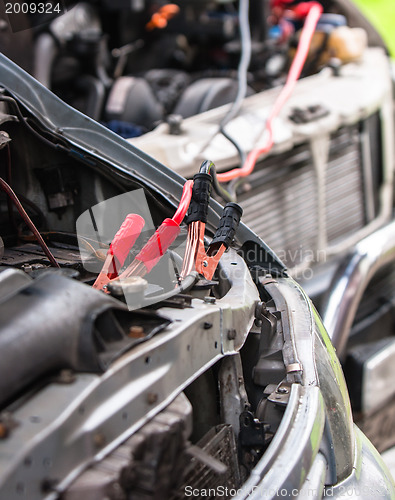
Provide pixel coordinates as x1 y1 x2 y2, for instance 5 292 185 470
277 387 288 394
203 296 216 304
93 433 106 448
227 329 236 340
147 393 158 404
129 325 145 338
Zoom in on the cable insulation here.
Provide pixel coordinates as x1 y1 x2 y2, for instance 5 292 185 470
219 0 251 129
217 2 323 183
172 179 194 225
0 177 60 267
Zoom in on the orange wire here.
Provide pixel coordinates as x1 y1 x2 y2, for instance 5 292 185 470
146 4 180 31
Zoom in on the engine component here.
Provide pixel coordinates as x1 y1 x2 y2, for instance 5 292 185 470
181 165 242 280
239 410 272 468
105 77 164 129
174 78 254 119
1 39 395 498
144 69 190 113
175 424 242 498
35 165 78 213
0 269 170 407
323 25 368 63
63 393 192 500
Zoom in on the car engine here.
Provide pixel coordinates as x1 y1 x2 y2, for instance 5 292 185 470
0 0 395 498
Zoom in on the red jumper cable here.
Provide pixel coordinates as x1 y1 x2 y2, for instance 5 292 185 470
92 213 145 290
112 180 194 280
216 1 323 183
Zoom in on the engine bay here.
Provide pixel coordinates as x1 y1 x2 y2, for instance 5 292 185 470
0 0 394 498
0 82 324 499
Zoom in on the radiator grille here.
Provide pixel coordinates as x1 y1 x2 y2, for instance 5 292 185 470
172 424 241 499
238 125 366 268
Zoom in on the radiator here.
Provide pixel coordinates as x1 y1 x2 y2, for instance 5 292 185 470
238 122 371 270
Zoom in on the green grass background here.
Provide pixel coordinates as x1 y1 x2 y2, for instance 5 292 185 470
352 0 395 56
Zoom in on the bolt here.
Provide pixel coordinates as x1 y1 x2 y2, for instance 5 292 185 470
277 387 288 394
227 329 236 340
147 393 158 404
255 301 265 318
241 182 252 193
57 369 76 384
203 260 208 268
328 57 341 77
167 114 183 135
129 325 145 338
93 432 106 448
203 296 216 304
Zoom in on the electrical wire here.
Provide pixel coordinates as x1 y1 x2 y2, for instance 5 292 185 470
217 1 323 183
4 144 17 232
0 95 68 153
219 0 251 129
0 177 59 267
141 271 199 306
196 0 251 174
172 179 194 225
220 128 247 167
15 192 48 230
198 160 236 203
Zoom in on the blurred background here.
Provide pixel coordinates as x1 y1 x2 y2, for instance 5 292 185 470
353 0 395 56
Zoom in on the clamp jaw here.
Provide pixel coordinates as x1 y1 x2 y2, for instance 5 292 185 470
92 162 242 293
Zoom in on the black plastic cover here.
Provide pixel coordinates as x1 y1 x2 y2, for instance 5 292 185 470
186 172 212 224
209 202 243 250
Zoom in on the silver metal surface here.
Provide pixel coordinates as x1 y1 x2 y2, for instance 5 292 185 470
254 277 355 484
218 353 249 436
261 278 317 386
321 219 395 357
362 339 395 413
329 426 395 499
0 250 258 500
298 452 327 499
0 268 31 303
